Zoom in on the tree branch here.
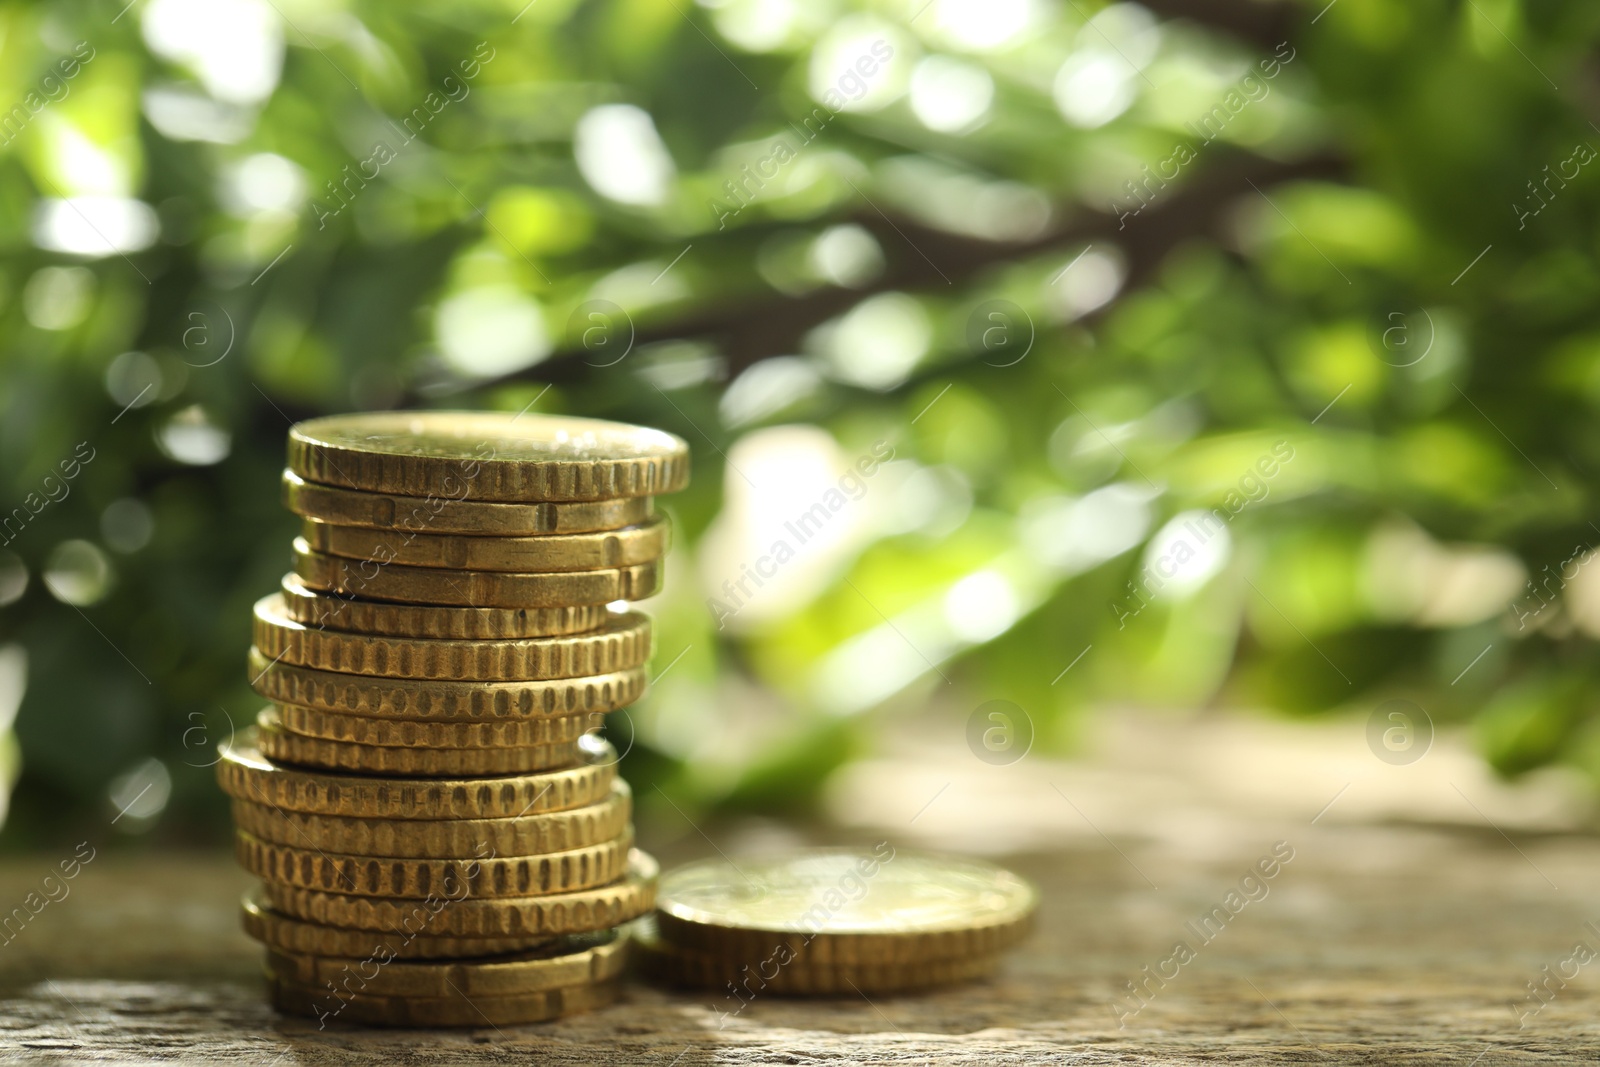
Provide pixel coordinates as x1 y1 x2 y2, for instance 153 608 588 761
477 151 1343 392
1140 0 1302 53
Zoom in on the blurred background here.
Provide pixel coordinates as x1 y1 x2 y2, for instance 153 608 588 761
1 0 1597 852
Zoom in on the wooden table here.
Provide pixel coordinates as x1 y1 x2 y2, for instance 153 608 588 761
4 714 1598 1063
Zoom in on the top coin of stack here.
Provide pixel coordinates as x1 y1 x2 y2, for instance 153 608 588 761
220 410 688 1027
634 849 1037 996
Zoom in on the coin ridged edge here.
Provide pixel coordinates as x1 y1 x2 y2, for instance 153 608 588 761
267 971 622 1027
261 850 659 936
282 469 657 536
231 781 632 858
633 920 1002 994
241 889 558 960
255 715 581 777
293 541 662 608
215 731 619 818
254 595 652 681
651 911 1036 967
278 575 610 640
235 827 634 898
248 651 648 719
264 935 626 998
271 703 598 747
301 515 669 573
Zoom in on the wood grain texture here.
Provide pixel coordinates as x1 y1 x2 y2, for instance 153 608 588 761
3 815 1599 1064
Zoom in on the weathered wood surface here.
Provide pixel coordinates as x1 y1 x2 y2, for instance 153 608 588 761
4 714 1599 1064
2 822 1598 1065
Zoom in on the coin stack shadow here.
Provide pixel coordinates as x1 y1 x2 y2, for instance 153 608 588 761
215 411 688 1027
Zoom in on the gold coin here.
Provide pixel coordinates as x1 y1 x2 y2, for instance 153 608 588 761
270 703 597 748
278 574 609 640
653 849 1037 966
267 971 622 1028
236 826 634 898
263 849 658 936
254 708 581 776
241 886 557 960
248 648 647 719
253 594 651 681
287 411 689 502
283 469 656 536
630 916 1000 995
301 515 669 574
216 730 619 818
265 931 625 998
231 781 632 858
294 539 661 608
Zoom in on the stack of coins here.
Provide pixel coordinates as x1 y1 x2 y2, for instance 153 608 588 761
635 850 1037 996
216 411 688 1027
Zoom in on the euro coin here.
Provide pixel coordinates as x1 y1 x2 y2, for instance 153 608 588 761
266 701 598 748
277 574 609 640
263 849 659 937
265 930 625 998
301 515 669 573
253 708 582 776
248 648 647 719
231 780 631 858
286 411 689 501
269 702 597 748
236 826 634 898
630 916 1001 995
216 730 619 819
253 594 651 681
653 849 1037 966
293 538 661 607
268 972 622 1027
240 886 557 960
283 469 655 536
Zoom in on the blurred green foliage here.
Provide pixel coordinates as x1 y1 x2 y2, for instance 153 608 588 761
1 0 1598 846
